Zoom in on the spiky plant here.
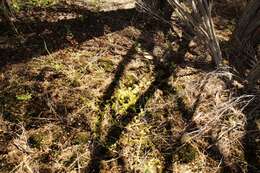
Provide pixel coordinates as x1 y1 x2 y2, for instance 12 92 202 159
169 0 222 66
137 0 223 67
136 0 172 24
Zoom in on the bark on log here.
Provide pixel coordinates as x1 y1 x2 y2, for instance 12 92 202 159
63 0 136 11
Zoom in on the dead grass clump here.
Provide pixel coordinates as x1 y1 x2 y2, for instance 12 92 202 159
173 66 252 171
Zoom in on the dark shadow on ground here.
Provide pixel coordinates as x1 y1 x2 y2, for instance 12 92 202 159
219 17 260 173
81 8 242 168
242 98 260 173
217 1 260 169
84 36 233 173
83 20 231 171
0 4 141 69
213 0 246 19
84 42 182 173
83 15 177 171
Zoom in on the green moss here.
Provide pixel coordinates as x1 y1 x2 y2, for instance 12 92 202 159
72 132 89 145
16 93 32 101
177 144 198 163
123 74 138 87
28 132 46 148
97 58 114 72
112 86 139 115
51 62 64 71
29 0 56 6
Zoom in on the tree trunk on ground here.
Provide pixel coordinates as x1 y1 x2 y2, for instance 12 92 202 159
63 0 136 11
232 0 260 88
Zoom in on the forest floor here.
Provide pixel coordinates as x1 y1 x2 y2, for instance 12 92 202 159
0 1 259 173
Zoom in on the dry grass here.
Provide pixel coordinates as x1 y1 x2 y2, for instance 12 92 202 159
0 1 259 173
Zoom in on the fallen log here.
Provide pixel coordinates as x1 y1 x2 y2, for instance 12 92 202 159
62 0 136 11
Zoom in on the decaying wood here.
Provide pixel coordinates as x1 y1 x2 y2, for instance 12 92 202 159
63 0 136 11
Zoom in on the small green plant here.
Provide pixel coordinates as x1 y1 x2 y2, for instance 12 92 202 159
16 93 32 101
171 61 176 69
112 86 139 115
10 1 21 12
134 42 142 52
27 0 57 7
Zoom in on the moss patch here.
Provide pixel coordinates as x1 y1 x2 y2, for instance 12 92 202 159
28 132 48 148
97 58 115 72
72 132 90 145
176 144 198 164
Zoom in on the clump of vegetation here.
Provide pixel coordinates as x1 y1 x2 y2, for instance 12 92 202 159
16 93 32 101
97 57 115 72
28 132 46 148
72 132 90 145
175 144 198 163
112 84 139 114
